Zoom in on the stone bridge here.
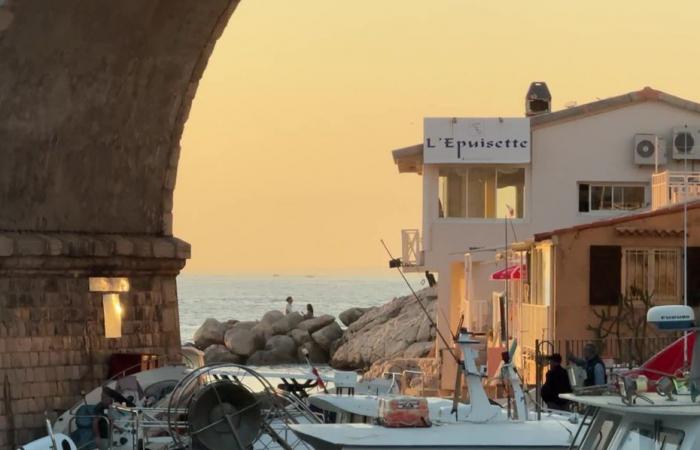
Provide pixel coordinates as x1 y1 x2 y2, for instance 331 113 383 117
0 1 240 446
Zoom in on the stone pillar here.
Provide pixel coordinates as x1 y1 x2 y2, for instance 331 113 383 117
0 232 189 448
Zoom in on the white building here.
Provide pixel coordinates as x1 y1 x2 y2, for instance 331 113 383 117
392 84 700 390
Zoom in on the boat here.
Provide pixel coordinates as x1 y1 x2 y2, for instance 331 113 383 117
22 362 343 450
564 304 700 450
290 329 579 450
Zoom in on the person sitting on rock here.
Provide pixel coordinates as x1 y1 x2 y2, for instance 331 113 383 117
304 303 314 319
285 296 294 315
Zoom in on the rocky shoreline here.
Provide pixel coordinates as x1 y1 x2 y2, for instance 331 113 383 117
189 286 437 371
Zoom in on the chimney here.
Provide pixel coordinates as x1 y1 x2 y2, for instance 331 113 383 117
525 82 551 117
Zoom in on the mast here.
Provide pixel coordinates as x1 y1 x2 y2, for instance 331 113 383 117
684 125 689 366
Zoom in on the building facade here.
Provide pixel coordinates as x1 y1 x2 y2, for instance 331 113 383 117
505 201 700 383
392 85 700 390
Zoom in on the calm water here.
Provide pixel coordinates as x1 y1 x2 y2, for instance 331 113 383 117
177 274 425 343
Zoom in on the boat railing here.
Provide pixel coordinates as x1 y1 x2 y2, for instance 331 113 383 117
567 406 598 449
379 369 428 396
275 390 324 424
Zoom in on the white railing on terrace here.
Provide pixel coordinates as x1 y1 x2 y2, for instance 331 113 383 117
652 170 700 210
519 303 550 354
401 229 423 269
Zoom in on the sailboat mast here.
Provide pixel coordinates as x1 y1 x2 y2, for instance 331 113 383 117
684 125 689 366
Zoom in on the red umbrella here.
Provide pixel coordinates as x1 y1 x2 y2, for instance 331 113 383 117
490 265 522 280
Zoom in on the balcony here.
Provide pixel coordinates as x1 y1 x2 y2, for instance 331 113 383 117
652 170 700 210
401 229 424 272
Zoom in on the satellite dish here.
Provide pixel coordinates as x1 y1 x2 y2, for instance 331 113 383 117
636 139 655 158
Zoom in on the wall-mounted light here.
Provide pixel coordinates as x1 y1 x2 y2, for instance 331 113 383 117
89 277 130 339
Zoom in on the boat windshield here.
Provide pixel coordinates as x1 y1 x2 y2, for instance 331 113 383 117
617 423 684 450
581 412 622 450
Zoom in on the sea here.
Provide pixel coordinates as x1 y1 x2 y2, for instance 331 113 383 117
177 273 425 343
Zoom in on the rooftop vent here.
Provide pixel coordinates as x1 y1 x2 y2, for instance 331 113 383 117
526 82 551 117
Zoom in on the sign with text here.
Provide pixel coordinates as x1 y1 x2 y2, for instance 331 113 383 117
424 117 531 164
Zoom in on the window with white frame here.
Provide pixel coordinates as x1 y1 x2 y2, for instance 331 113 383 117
622 248 680 303
578 183 647 213
438 167 525 219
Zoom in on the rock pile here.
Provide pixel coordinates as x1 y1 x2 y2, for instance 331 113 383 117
193 310 348 366
191 286 437 370
331 287 437 370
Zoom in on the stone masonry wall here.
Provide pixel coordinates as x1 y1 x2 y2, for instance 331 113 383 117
0 234 189 449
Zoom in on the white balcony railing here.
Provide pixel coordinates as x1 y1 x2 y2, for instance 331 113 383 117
401 229 423 271
519 303 550 354
652 170 700 210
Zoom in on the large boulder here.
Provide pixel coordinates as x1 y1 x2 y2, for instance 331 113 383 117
311 322 343 351
288 329 312 346
204 345 242 365
331 287 437 369
297 315 335 333
338 307 371 327
272 311 304 335
193 318 228 350
232 320 259 331
252 321 275 343
298 341 329 364
265 335 297 356
224 327 263 357
247 349 297 366
404 341 434 358
261 310 285 325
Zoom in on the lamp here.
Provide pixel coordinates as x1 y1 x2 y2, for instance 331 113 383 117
89 277 129 339
656 376 676 401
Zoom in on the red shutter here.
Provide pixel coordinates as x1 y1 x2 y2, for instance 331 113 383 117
589 246 622 305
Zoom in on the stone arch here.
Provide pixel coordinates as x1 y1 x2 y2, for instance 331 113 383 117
0 2 240 447
0 0 240 236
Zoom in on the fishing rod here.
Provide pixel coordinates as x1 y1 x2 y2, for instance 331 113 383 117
380 239 461 364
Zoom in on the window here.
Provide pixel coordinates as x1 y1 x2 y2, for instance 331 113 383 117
438 167 525 219
578 183 646 213
529 247 551 305
618 423 684 450
581 413 621 450
622 248 680 303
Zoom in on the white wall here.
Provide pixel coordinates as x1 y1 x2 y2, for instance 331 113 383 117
424 101 700 272
420 101 700 389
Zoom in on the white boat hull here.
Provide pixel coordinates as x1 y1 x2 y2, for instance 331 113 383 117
291 420 576 450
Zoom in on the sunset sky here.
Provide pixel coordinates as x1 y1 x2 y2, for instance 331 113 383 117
174 0 700 275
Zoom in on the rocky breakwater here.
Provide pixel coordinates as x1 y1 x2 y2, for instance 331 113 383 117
331 287 437 370
190 286 438 370
192 310 345 366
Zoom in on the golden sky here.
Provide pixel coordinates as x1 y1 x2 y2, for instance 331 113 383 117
174 0 700 274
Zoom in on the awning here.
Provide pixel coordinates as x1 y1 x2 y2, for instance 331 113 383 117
490 265 523 280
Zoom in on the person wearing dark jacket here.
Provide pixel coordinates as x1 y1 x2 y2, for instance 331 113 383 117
541 353 572 410
569 343 607 387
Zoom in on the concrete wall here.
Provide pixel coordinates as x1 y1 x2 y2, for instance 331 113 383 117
551 207 700 342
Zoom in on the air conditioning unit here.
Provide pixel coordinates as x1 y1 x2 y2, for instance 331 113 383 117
672 127 700 160
634 134 666 165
